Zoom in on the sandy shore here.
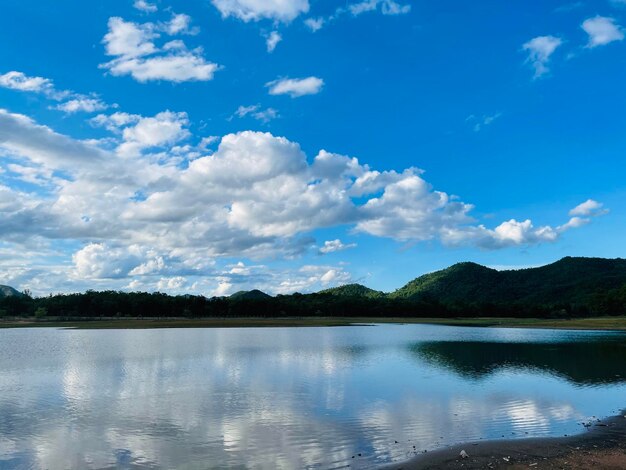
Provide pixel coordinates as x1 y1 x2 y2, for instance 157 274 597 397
382 412 626 469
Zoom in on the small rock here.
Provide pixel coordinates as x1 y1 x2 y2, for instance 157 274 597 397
460 450 469 459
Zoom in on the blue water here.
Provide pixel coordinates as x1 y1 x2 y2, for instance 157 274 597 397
0 324 625 469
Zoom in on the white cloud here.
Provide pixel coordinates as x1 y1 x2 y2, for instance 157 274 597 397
581 16 624 47
210 0 310 22
303 0 408 32
0 71 91 103
266 76 324 97
73 243 139 279
90 112 141 132
319 239 357 254
0 109 606 294
349 0 410 16
54 97 109 114
199 136 220 149
319 268 350 285
117 111 191 157
133 0 158 12
0 71 110 113
233 104 278 123
466 113 501 132
0 71 53 93
0 109 107 170
380 0 411 15
103 17 157 58
304 17 325 32
266 31 282 52
164 13 197 35
523 35 562 78
275 265 352 293
440 219 558 249
6 163 55 187
569 199 608 217
100 17 220 83
157 276 186 290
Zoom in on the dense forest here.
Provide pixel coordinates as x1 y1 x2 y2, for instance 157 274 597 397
1 257 625 320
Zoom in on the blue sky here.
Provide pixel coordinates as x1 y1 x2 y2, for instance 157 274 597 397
0 0 624 296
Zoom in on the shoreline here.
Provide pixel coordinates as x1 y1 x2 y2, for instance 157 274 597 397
1 316 626 330
382 412 626 469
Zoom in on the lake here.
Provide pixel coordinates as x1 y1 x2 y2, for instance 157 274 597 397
1 324 625 469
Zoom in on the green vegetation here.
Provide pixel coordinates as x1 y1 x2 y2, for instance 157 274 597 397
229 289 272 300
391 257 626 309
1 257 625 324
319 283 385 298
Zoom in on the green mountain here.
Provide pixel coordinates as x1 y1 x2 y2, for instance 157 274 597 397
318 283 386 299
391 257 626 307
0 285 23 298
229 289 272 300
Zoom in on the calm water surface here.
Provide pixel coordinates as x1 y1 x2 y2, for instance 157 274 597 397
1 324 625 469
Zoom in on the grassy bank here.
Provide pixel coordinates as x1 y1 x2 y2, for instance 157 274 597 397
1 316 626 330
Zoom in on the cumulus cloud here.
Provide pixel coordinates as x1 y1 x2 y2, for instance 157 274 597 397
266 31 282 52
116 110 191 157
73 243 139 279
100 17 220 83
210 0 310 22
266 76 324 97
157 276 186 290
0 109 606 294
523 35 562 78
581 16 624 47
319 239 357 254
441 219 559 249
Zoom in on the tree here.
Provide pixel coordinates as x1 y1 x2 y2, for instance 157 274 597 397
34 307 47 319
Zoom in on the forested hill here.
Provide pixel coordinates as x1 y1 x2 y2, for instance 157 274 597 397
390 257 626 307
0 257 625 319
0 285 23 298
320 257 626 311
318 284 385 298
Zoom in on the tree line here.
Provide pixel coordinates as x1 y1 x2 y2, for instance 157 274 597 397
1 285 625 320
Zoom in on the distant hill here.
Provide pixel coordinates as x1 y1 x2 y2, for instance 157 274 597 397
230 289 272 300
390 257 626 308
319 283 386 299
0 285 23 298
